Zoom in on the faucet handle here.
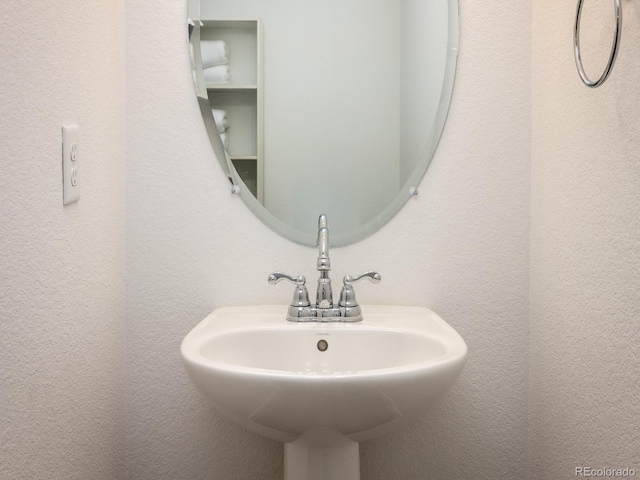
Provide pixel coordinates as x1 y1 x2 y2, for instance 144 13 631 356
268 272 306 286
343 272 382 286
268 272 311 307
339 272 381 308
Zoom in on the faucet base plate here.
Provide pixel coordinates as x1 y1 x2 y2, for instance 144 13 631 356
286 305 363 323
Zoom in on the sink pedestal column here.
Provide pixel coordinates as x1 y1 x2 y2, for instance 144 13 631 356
284 431 359 480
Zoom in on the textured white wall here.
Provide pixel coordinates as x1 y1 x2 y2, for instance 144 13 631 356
0 1 126 479
530 1 640 477
126 1 530 479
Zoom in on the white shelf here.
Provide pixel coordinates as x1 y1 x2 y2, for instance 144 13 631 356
201 18 263 203
201 19 258 30
206 84 257 91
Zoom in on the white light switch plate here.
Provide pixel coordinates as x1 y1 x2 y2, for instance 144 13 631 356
62 125 79 205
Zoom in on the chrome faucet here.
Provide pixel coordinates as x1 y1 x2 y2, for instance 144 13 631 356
315 214 332 309
268 214 381 322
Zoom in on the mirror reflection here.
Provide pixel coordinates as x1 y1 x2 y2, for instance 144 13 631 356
189 0 458 246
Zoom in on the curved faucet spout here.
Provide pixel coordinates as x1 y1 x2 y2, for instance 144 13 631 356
316 214 332 308
316 214 330 272
318 214 327 230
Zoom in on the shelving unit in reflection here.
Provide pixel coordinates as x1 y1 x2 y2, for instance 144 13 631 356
201 19 263 202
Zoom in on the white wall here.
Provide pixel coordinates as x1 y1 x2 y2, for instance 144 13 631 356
0 1 126 479
125 1 530 479
529 1 640 476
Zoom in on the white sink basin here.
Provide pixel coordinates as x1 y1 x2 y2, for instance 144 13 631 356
181 305 467 480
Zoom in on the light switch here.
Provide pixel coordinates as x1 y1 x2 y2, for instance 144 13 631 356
62 125 79 205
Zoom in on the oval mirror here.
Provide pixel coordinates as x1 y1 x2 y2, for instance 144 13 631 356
188 0 458 246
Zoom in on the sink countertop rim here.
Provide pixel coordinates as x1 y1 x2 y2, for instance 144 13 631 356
181 305 467 379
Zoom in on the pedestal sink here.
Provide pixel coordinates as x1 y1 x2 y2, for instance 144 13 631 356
181 305 467 480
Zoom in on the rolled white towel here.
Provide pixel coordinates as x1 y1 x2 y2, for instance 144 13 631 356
220 132 229 149
201 40 229 68
212 109 229 133
203 65 229 84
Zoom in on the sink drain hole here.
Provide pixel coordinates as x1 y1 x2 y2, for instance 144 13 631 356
317 339 328 352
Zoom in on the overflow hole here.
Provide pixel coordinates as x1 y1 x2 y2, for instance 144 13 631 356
317 339 328 352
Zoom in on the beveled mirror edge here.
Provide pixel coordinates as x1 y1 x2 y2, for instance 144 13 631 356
189 0 459 248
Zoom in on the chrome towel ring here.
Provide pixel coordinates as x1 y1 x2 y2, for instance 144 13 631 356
573 0 623 88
